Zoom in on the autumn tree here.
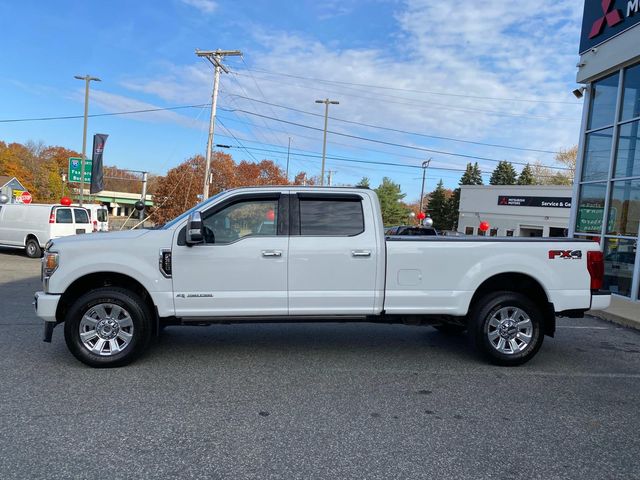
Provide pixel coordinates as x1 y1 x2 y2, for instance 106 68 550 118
531 145 577 185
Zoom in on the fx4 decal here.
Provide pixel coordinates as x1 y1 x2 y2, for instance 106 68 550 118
548 250 582 260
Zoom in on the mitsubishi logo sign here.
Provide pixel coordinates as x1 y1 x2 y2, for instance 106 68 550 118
589 0 623 38
580 0 640 53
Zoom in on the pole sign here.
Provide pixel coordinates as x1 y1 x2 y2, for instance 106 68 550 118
68 157 92 183
580 0 640 54
497 196 572 208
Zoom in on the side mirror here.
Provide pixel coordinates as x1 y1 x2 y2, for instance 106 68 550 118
186 211 204 245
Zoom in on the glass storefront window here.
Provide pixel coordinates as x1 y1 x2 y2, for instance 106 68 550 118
603 238 637 297
576 183 607 234
607 180 640 236
615 121 640 178
621 64 640 121
582 128 613 182
588 72 619 130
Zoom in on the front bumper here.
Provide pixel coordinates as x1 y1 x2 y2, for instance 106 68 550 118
591 291 612 311
34 291 60 323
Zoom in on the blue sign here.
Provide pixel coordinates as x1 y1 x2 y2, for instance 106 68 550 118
580 0 640 54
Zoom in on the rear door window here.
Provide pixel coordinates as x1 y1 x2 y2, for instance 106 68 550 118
74 208 90 224
299 197 364 236
97 209 108 222
56 208 73 224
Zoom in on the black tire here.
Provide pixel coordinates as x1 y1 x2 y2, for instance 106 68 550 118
64 287 152 368
469 291 544 366
25 238 42 258
433 323 467 335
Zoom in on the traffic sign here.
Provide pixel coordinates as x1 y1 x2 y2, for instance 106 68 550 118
68 157 92 183
20 192 32 204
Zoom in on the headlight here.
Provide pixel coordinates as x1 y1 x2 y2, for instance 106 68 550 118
43 252 59 278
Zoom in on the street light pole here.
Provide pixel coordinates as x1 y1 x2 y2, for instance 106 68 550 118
315 98 339 186
74 75 101 206
419 158 432 216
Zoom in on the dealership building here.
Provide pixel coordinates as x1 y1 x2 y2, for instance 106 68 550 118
458 185 572 238
572 0 640 301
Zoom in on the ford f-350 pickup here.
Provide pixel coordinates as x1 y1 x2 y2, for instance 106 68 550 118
34 187 611 367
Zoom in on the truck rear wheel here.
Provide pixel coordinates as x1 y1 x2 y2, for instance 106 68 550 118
64 287 152 367
25 238 41 258
469 291 544 366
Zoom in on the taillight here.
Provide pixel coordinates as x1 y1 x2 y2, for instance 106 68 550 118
93 220 98 232
587 250 604 291
49 211 55 223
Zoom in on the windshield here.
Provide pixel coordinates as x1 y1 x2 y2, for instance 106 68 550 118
161 191 226 230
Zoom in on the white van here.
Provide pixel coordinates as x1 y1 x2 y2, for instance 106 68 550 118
0 204 93 258
78 204 109 232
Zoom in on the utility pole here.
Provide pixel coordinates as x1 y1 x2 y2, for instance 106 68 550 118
286 137 291 181
196 49 242 200
315 98 339 186
419 158 432 215
74 75 101 206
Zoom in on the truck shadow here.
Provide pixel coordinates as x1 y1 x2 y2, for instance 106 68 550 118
147 323 477 365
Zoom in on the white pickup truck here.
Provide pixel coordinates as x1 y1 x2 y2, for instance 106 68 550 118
34 186 611 368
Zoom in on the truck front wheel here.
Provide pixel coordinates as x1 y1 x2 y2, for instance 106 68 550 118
469 291 544 366
64 287 152 367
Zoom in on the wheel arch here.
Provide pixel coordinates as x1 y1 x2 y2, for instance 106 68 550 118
24 233 41 247
469 272 556 337
56 272 158 329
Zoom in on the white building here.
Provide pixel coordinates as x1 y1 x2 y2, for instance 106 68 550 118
458 185 572 238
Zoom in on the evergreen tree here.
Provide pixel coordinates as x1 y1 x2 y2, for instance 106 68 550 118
460 162 484 185
426 180 451 231
374 177 409 226
446 162 483 231
356 177 370 188
489 161 517 185
517 164 536 185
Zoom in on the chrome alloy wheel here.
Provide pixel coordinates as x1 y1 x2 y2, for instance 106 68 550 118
79 303 134 356
487 307 533 355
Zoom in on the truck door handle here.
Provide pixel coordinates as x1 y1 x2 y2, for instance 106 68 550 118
351 250 371 257
262 250 282 257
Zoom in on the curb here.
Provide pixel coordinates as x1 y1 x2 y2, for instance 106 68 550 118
588 310 640 331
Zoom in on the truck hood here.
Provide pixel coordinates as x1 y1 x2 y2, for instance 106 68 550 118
49 229 152 249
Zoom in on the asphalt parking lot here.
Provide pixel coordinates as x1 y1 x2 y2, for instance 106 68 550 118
1 249 639 480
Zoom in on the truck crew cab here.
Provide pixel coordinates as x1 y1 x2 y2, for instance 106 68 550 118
34 187 610 367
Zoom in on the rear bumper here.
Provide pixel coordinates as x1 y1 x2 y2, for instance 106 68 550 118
591 290 611 311
34 291 61 323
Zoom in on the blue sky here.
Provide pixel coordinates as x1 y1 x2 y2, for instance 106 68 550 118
1 0 585 201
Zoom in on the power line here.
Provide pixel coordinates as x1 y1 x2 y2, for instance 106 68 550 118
231 72 577 120
0 104 209 123
228 94 560 155
235 67 580 106
213 137 566 180
217 118 260 163
218 107 573 171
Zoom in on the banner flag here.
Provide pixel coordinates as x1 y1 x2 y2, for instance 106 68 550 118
90 133 108 194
